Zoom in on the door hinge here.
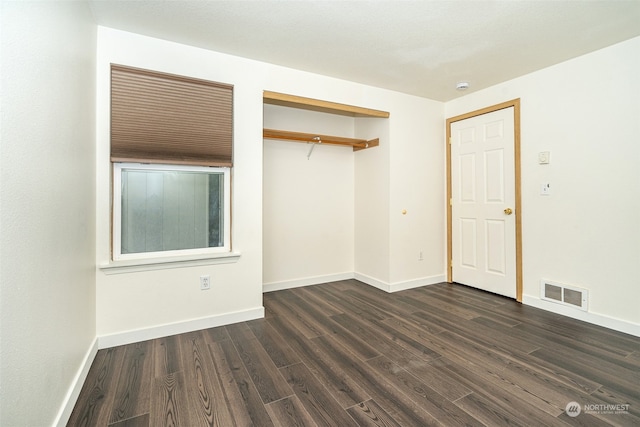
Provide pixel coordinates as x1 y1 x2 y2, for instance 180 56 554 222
449 198 453 206
448 137 452 145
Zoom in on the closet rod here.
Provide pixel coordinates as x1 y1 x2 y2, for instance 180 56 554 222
263 128 379 151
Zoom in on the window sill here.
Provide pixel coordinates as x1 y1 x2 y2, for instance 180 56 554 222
99 252 241 275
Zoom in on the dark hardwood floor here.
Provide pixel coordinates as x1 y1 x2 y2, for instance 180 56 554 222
68 280 640 426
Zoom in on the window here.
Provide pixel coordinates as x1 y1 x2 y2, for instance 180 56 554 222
113 163 230 260
110 64 234 261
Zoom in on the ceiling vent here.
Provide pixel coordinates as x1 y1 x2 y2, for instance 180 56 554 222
540 280 588 311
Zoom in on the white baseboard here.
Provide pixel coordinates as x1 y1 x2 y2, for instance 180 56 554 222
522 295 640 337
54 337 99 427
263 272 355 293
353 272 390 291
388 275 447 292
98 307 265 349
354 272 446 293
263 272 444 294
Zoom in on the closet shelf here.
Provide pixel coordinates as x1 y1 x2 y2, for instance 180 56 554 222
264 91 390 118
263 128 379 152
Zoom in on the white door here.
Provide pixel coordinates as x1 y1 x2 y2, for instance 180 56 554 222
451 107 516 298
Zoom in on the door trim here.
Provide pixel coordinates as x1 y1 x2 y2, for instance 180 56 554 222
446 99 522 302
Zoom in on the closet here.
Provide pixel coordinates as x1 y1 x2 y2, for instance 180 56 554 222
264 91 387 153
262 91 389 291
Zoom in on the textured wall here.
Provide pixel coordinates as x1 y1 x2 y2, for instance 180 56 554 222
445 37 640 332
95 27 448 337
263 105 356 287
0 2 97 425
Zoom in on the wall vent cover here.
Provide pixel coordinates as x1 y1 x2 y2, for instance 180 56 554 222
540 280 588 311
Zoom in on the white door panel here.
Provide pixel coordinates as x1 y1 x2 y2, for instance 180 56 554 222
484 149 504 203
485 219 506 275
460 218 477 268
451 107 516 298
459 153 476 202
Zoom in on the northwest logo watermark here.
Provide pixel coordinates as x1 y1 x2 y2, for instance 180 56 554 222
565 402 581 417
565 401 630 417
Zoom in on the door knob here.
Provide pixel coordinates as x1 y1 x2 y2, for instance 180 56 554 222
504 208 513 215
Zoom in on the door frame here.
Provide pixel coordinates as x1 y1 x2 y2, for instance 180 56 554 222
446 99 523 302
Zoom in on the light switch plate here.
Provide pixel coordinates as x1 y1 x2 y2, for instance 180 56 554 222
538 151 550 164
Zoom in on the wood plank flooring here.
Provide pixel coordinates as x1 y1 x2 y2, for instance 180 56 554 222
68 280 640 426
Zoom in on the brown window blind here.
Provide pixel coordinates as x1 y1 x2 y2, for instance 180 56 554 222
111 64 233 167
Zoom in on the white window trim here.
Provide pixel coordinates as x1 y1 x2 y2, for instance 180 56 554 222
99 252 241 275
112 162 231 262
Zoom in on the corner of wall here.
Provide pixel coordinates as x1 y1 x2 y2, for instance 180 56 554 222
53 338 99 427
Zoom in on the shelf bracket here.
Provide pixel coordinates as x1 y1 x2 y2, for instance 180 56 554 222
307 136 321 160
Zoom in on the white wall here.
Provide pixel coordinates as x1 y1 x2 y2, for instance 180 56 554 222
0 2 97 426
96 28 266 340
263 105 355 289
96 28 446 340
258 51 446 295
264 94 446 292
445 36 640 334
388 94 445 288
354 116 392 284
355 93 446 291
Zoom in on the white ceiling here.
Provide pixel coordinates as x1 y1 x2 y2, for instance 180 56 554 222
88 0 640 101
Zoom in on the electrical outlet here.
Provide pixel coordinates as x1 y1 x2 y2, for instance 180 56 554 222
418 251 424 261
200 275 211 290
540 183 551 195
